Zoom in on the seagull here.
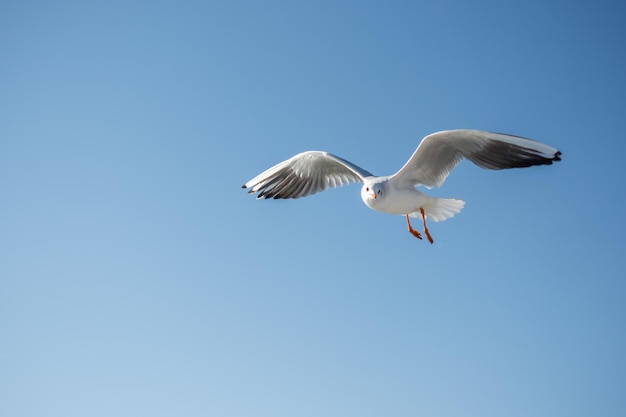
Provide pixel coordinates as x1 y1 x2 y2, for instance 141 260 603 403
242 130 561 243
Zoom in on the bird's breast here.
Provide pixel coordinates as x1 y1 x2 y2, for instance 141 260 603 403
364 187 430 215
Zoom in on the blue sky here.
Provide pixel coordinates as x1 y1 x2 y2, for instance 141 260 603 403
1 1 625 416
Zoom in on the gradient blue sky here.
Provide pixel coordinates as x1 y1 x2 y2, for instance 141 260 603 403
2 1 625 416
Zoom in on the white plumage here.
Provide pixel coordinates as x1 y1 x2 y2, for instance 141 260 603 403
242 130 561 243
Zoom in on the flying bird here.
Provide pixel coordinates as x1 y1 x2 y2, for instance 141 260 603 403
242 130 561 243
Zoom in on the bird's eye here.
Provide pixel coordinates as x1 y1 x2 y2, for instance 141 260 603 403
377 190 381 195
366 187 369 191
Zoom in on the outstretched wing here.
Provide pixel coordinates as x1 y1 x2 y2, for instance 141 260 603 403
390 130 561 188
242 151 373 199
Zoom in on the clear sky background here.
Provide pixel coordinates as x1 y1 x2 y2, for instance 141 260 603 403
2 1 625 416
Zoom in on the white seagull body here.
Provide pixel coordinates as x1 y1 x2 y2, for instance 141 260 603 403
242 130 561 243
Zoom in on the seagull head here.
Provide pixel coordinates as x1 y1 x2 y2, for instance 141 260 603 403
361 181 382 205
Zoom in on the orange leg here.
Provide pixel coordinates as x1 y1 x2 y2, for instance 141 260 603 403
420 208 434 244
405 214 423 240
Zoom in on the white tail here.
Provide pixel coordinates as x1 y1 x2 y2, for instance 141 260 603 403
409 198 465 222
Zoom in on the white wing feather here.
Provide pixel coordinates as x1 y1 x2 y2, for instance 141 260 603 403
242 151 373 199
390 130 561 188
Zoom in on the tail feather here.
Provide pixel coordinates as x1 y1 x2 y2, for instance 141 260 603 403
409 198 465 222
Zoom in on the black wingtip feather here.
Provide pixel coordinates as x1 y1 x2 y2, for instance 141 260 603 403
471 141 563 170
